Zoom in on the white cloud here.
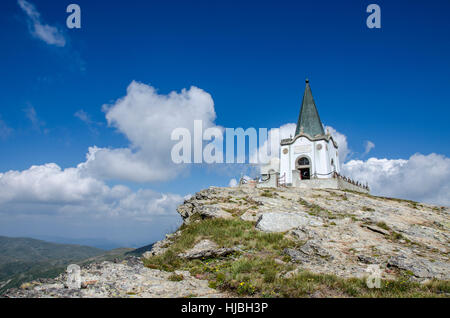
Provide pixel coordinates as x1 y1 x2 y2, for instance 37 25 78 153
251 123 348 167
342 153 450 206
325 126 349 164
0 116 12 139
250 123 296 164
79 81 221 182
74 110 102 134
0 163 183 220
74 110 93 125
250 122 448 206
0 82 223 245
363 140 375 156
17 0 66 47
228 178 238 187
24 105 47 133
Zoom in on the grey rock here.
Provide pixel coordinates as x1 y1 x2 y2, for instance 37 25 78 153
178 240 235 260
3 256 225 298
198 205 233 220
387 255 437 279
256 212 323 233
299 240 332 259
143 231 181 258
289 226 319 241
357 255 379 264
362 224 390 236
284 240 332 264
240 211 261 222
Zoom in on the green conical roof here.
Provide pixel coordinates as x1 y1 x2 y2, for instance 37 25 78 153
295 79 325 137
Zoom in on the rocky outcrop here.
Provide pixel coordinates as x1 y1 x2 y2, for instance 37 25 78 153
178 240 235 260
173 186 450 282
3 257 225 298
256 212 323 232
177 189 235 222
143 231 181 259
387 255 449 280
5 185 449 297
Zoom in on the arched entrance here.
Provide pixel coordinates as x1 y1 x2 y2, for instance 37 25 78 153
296 156 311 180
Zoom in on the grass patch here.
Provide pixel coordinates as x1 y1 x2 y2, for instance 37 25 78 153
222 207 244 216
362 206 375 212
298 198 337 219
142 216 449 298
324 191 348 201
143 218 298 272
168 273 184 282
373 222 412 243
376 222 390 231
261 190 274 198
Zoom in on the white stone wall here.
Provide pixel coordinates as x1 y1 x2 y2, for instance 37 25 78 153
289 175 369 193
280 136 339 183
260 157 280 175
257 172 279 188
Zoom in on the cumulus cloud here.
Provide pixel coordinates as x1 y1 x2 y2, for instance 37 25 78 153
249 121 448 206
17 0 66 47
250 123 296 164
0 163 183 220
0 82 224 245
342 153 450 206
325 126 349 164
79 81 221 182
251 123 348 166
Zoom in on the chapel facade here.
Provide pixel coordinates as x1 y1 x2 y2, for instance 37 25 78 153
279 78 340 185
258 79 367 193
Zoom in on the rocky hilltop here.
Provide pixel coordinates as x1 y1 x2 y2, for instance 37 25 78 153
4 186 449 298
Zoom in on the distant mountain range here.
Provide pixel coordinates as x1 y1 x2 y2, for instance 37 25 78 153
0 236 138 294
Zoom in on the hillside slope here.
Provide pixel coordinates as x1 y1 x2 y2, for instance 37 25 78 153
4 186 449 298
145 186 449 297
0 236 133 294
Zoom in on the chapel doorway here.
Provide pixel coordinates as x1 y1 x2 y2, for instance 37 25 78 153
296 156 311 180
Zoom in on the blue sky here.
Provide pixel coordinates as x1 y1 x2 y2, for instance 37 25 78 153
0 0 449 248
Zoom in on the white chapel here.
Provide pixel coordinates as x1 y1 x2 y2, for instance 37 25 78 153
258 79 367 192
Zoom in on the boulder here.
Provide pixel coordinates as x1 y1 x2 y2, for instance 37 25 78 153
284 240 333 263
387 255 442 279
288 226 319 241
177 202 232 222
256 212 323 232
178 240 235 260
198 205 233 219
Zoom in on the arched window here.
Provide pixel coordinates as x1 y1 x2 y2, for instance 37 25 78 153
295 156 311 180
298 157 309 166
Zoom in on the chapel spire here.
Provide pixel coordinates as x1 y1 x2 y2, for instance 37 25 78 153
295 79 325 137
